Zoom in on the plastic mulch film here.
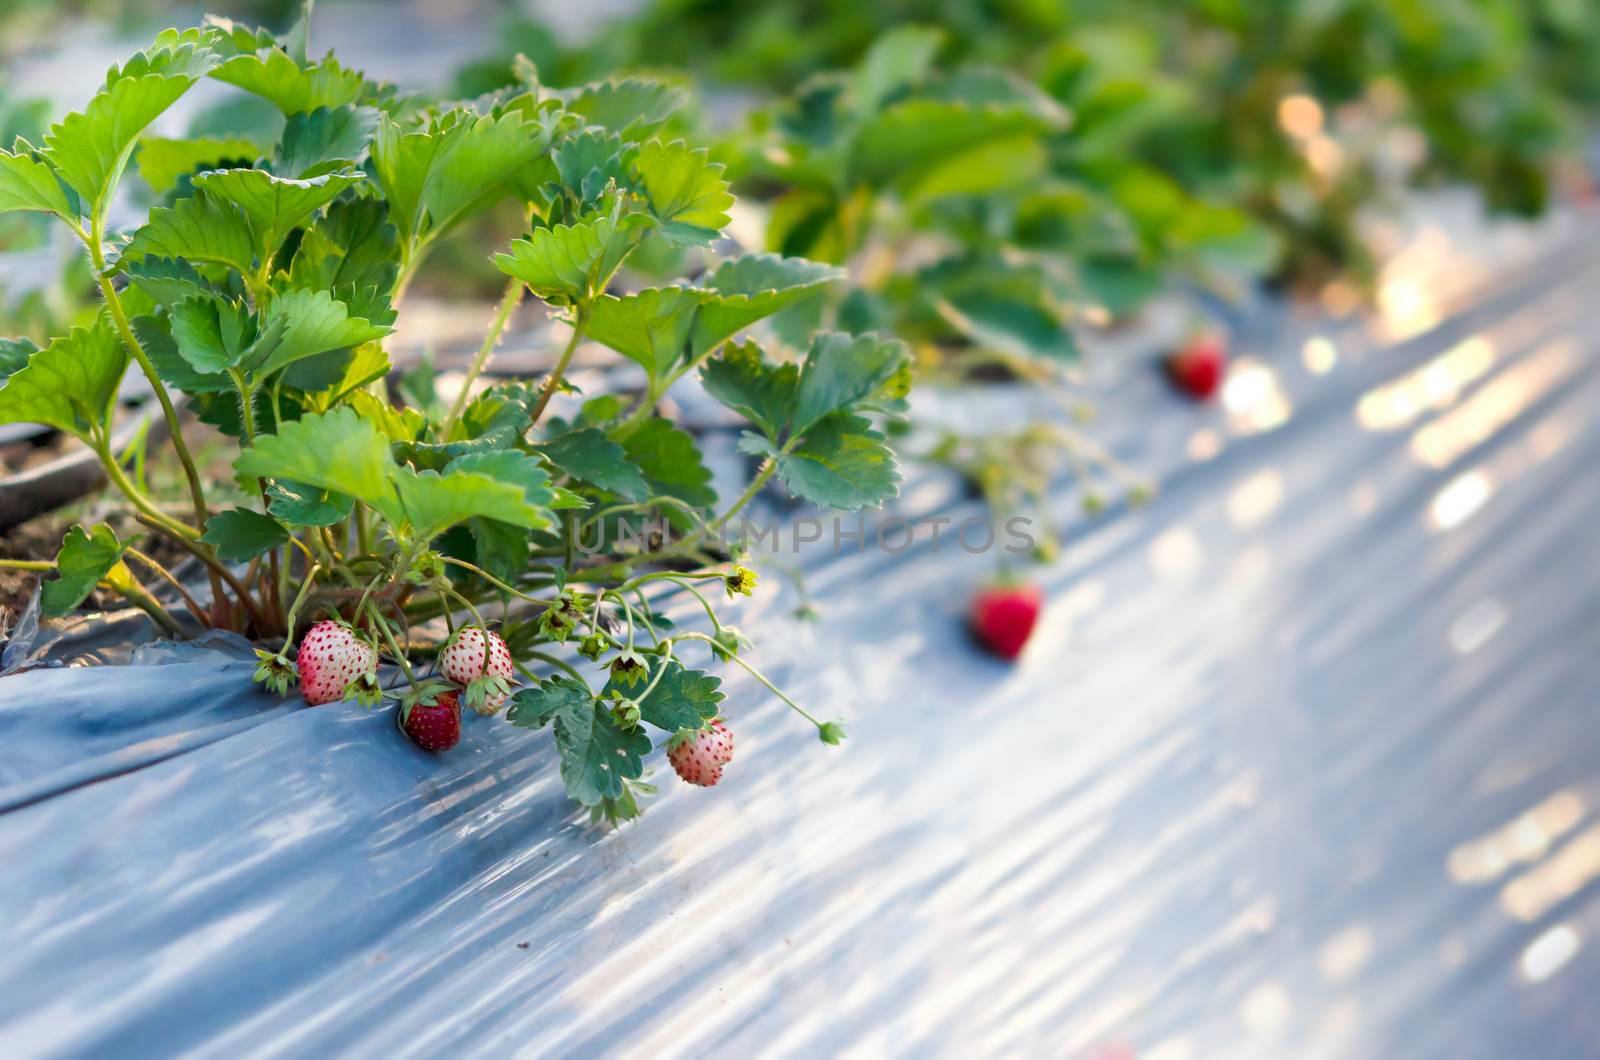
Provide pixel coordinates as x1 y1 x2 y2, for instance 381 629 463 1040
2 214 1600 1057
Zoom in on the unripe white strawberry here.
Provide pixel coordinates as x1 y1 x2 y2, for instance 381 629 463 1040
667 720 735 787
439 627 515 716
296 620 379 706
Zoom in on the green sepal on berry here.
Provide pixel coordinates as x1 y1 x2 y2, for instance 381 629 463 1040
724 565 759 598
252 648 299 695
397 679 456 726
406 550 447 585
818 721 847 746
576 632 608 661
463 673 513 716
349 670 386 707
606 691 643 728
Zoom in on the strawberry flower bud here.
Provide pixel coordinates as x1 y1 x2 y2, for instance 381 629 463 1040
608 649 649 688
576 632 608 660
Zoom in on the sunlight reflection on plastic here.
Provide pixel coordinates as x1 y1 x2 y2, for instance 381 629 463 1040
1448 599 1506 655
1501 825 1600 922
1376 275 1440 340
1318 925 1374 982
1355 335 1495 431
1427 470 1492 531
1302 335 1338 374
1447 790 1585 885
1227 470 1285 529
1410 337 1579 468
1519 925 1579 982
1221 362 1292 434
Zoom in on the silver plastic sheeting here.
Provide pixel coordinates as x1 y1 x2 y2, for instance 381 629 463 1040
3 210 1600 1059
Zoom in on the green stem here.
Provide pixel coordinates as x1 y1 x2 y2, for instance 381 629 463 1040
0 559 54 571
528 650 586 683
708 458 775 533
675 631 828 731
439 556 552 605
443 275 524 433
281 563 323 643
126 547 208 625
529 306 588 427
114 577 186 638
89 251 210 537
364 598 420 690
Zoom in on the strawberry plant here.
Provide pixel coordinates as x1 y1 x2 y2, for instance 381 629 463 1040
0 7 909 825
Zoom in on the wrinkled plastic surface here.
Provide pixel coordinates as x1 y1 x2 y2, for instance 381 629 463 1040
3 208 1600 1058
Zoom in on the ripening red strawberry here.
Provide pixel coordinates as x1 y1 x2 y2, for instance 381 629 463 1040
296 619 378 705
438 627 515 715
667 720 735 787
971 583 1042 661
399 686 461 752
1165 334 1226 400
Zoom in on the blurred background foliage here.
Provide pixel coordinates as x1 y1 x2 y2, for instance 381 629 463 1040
1 0 1597 346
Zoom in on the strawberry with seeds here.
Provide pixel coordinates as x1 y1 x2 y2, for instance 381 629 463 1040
438 626 516 716
398 682 462 752
297 619 381 706
667 720 735 787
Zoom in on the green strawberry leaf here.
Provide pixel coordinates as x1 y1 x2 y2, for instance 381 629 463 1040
556 697 650 806
561 78 685 138
602 659 722 733
790 330 911 435
123 256 212 308
169 294 257 374
136 136 260 196
774 414 901 511
0 338 40 386
620 418 716 510
266 479 354 526
688 253 844 355
41 524 133 616
43 43 219 226
191 167 363 262
201 507 290 562
249 288 393 377
847 25 945 115
494 212 654 304
118 191 258 279
535 427 649 500
275 104 378 178
233 406 394 505
446 450 559 510
388 465 553 540
211 50 368 115
507 673 593 730
0 148 74 218
0 319 128 438
373 108 553 249
583 286 702 378
132 313 231 394
699 339 798 441
287 196 398 295
631 139 733 245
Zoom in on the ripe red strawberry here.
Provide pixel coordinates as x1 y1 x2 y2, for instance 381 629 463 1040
971 582 1042 661
667 720 735 787
438 627 515 716
399 684 461 752
1165 333 1226 399
296 619 379 706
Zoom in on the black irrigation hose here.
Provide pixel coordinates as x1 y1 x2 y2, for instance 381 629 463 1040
0 407 164 532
